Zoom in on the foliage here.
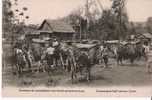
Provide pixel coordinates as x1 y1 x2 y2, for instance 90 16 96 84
3 0 14 39
61 10 88 39
146 17 152 34
111 0 129 39
88 0 129 40
62 0 130 40
3 0 30 43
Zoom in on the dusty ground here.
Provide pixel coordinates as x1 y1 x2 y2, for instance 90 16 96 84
2 58 152 88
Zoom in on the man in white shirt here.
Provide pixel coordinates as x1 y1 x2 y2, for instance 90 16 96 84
46 46 55 55
100 45 104 52
52 39 59 47
46 45 55 68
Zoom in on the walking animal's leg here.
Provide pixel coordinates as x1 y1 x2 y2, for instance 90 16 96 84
147 61 151 73
86 67 91 82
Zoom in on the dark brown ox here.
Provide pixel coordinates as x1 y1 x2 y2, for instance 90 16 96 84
68 43 98 83
116 42 145 65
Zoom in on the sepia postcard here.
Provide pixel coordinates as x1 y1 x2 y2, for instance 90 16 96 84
2 0 152 97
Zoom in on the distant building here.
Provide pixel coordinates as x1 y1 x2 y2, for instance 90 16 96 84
25 26 39 41
132 21 148 34
135 33 152 41
38 19 76 40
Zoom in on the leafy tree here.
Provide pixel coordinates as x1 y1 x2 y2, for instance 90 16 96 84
146 17 152 34
2 0 14 39
111 0 129 39
86 0 129 40
88 9 118 40
61 9 88 39
3 0 30 39
61 0 130 40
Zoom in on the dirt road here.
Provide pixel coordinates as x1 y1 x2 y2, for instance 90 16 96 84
2 59 152 87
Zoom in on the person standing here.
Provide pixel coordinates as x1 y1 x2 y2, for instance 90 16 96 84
52 38 59 47
143 42 152 73
22 45 33 71
102 45 109 68
46 43 55 68
98 44 104 64
52 38 60 67
66 42 76 72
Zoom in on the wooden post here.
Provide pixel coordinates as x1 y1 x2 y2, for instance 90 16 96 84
85 0 89 39
80 18 82 40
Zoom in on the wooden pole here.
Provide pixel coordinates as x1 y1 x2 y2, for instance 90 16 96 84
80 18 82 40
85 0 89 39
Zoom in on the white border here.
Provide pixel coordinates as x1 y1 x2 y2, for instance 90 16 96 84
0 0 151 99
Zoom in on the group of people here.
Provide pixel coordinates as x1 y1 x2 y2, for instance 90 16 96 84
13 39 60 73
99 40 152 73
13 42 33 74
13 38 152 78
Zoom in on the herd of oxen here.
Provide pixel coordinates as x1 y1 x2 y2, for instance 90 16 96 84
11 39 148 83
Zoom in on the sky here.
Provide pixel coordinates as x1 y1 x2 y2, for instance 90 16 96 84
11 0 152 25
